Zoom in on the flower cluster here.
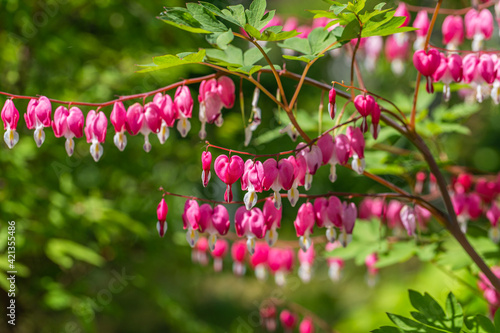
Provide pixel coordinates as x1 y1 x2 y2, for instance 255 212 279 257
1 77 235 159
450 173 500 239
478 267 500 317
260 304 316 333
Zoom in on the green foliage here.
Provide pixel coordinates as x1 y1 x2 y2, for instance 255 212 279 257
373 290 466 333
279 27 342 63
138 49 206 73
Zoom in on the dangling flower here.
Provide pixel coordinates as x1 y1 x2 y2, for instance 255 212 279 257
298 245 315 283
110 101 127 151
364 36 383 71
280 310 298 333
442 15 464 50
490 58 500 104
84 110 107 162
1 99 20 149
153 93 177 144
370 102 381 140
385 35 410 76
341 201 357 247
325 242 344 282
347 126 366 175
174 86 193 137
182 200 200 247
262 158 294 209
413 49 441 94
198 77 235 139
192 237 209 265
268 248 294 286
125 103 162 152
365 252 379 287
251 242 269 280
400 205 416 237
294 202 315 251
201 151 212 187
210 239 228 272
52 106 84 156
299 317 315 333
280 123 299 142
413 10 430 50
296 143 323 191
25 96 52 147
354 94 376 132
314 196 343 242
214 154 245 202
415 171 426 194
335 134 351 176
328 86 336 119
241 159 264 210
260 303 277 332
157 198 168 238
465 9 494 51
487 203 500 243
231 241 247 276
235 206 267 255
433 53 463 102
475 178 498 204
317 134 338 183
476 54 496 103
198 204 230 251
385 200 404 235
263 198 282 247
287 155 306 207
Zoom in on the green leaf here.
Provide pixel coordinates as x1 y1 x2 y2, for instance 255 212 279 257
374 2 386 10
330 4 348 15
415 243 439 262
340 19 361 42
199 2 243 27
475 315 496 333
160 8 212 34
246 0 266 28
374 241 416 268
226 5 246 26
408 290 446 320
243 47 267 66
186 3 228 32
206 45 243 67
137 49 206 73
445 292 463 332
494 309 500 333
283 54 319 63
216 29 234 49
387 313 443 332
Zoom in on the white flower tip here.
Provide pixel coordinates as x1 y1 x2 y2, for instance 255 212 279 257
304 173 313 191
244 191 258 210
273 191 282 209
157 220 167 237
177 118 191 138
157 125 169 144
34 127 45 147
208 234 217 252
114 132 127 151
90 142 104 162
186 229 199 248
299 235 312 252
246 237 256 256
287 187 299 207
4 129 19 149
65 138 75 156
265 229 278 247
326 227 337 243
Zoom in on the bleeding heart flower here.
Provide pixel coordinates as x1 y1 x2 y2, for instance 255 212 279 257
287 155 306 207
364 36 383 71
192 237 209 265
294 202 315 252
25 96 52 147
53 106 84 156
250 242 269 280
442 15 464 50
263 197 282 246
298 244 315 283
413 49 441 94
465 9 494 51
201 151 212 187
395 3 410 27
354 95 376 132
326 241 344 281
214 154 245 202
365 253 379 287
84 110 107 162
153 93 177 144
299 317 315 333
268 248 294 286
262 158 294 208
296 143 323 191
174 85 193 137
231 241 247 276
210 239 228 272
370 102 381 139
347 126 366 175
413 11 430 50
1 99 19 149
314 196 343 242
241 159 264 210
182 199 200 247
110 101 128 151
433 53 463 101
385 35 410 76
328 87 337 119
198 204 230 252
235 206 267 255
260 302 277 332
341 202 357 247
400 205 416 237
487 203 500 243
157 198 168 238
280 310 298 333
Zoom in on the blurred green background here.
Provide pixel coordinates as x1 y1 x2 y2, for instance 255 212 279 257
1 0 499 332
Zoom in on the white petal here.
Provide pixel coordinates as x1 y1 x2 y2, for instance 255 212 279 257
329 164 337 183
34 127 45 147
177 117 191 138
299 235 312 252
65 137 75 156
157 123 169 144
287 187 299 207
246 236 256 255
304 173 313 191
243 190 257 210
90 142 104 162
208 233 217 252
186 229 199 248
265 228 278 247
326 227 337 243
273 190 282 209
4 129 19 149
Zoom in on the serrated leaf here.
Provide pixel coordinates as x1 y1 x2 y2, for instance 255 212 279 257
445 293 463 332
330 4 348 15
226 5 246 26
282 54 316 63
408 290 446 320
137 49 206 73
206 45 244 67
387 313 442 332
261 28 301 41
198 2 243 27
257 10 275 31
